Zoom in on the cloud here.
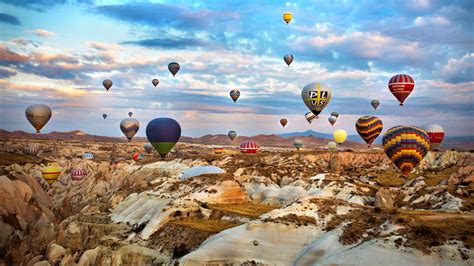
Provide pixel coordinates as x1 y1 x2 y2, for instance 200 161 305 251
0 0 92 12
94 2 238 30
0 46 28 65
33 29 55 38
87 41 121 51
122 37 206 49
441 53 474 84
0 13 20 25
0 68 17 78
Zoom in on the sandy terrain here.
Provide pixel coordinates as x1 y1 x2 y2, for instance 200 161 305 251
0 138 473 265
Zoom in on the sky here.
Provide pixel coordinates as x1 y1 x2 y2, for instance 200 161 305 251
0 0 473 138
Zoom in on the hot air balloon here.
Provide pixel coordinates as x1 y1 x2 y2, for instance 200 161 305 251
240 141 260 154
305 112 317 124
71 168 86 181
42 165 61 185
421 123 445 150
331 112 339 118
382 126 430 176
333 129 347 145
388 74 415 106
214 147 224 154
283 54 294 66
302 82 332 117
25 104 52 133
25 144 40 156
82 152 94 160
152 79 159 87
168 62 180 76
103 79 113 91
283 12 293 24
102 114 107 119
293 139 303 151
280 118 288 127
146 118 181 158
144 143 153 154
120 118 140 142
355 116 383 147
328 141 337 150
132 152 144 162
328 116 337 126
230 89 240 102
228 130 237 141
128 112 133 118
371 99 380 110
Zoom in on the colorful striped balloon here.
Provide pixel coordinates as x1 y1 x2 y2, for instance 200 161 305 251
42 166 61 184
25 144 40 155
71 168 86 181
355 116 383 147
388 74 415 106
214 147 224 154
82 152 94 160
240 141 260 154
382 126 430 176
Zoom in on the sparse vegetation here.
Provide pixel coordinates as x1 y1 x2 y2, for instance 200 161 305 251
169 217 240 233
208 202 280 218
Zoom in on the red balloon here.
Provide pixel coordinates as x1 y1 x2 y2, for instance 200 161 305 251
388 74 414 106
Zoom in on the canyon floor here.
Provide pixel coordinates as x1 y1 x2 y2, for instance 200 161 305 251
0 138 473 265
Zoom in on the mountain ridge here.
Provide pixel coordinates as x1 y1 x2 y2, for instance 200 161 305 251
1 129 472 150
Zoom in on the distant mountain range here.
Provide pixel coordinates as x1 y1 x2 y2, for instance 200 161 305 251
1 129 472 150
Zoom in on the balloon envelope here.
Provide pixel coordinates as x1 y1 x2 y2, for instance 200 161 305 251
333 129 347 145
355 116 383 147
382 126 430 176
25 144 40 156
328 141 337 150
152 79 159 87
421 123 445 150
283 12 293 24
102 114 107 119
293 139 303 150
280 118 288 127
146 118 181 158
330 112 339 118
230 89 240 102
25 104 52 133
168 62 180 76
240 141 260 154
144 143 153 154
103 79 113 91
71 168 86 181
328 116 337 126
42 165 61 185
228 130 237 141
302 82 332 117
305 112 317 124
128 112 133 117
388 74 414 106
283 54 294 66
371 99 380 110
120 118 140 141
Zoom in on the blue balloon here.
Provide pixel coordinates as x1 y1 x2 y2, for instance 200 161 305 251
146 118 181 157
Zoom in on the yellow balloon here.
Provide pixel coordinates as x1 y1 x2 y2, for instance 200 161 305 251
283 12 293 24
333 129 347 145
42 165 61 184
